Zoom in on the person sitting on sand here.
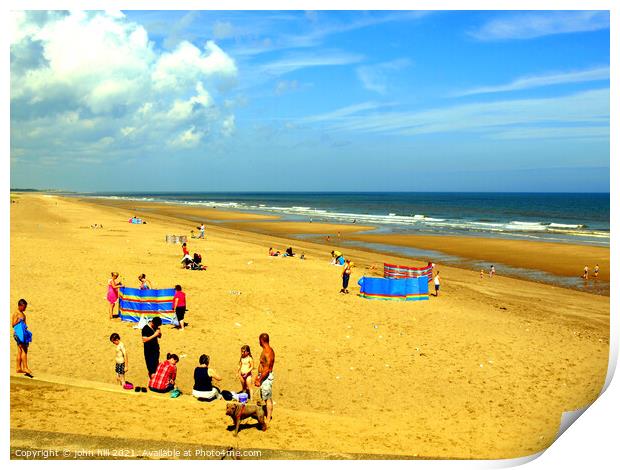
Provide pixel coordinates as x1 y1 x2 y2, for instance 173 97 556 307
331 250 344 265
13 299 33 378
107 272 123 319
238 345 254 399
283 247 295 257
192 354 222 401
268 247 280 256
138 273 152 290
148 353 179 393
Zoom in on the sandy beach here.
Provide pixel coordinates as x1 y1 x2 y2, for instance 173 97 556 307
10 194 609 459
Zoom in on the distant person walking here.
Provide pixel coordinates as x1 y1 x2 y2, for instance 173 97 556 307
12 299 33 377
255 333 275 427
340 259 353 294
583 265 589 280
489 265 496 278
197 223 206 239
594 264 600 278
107 272 123 319
433 271 441 297
142 317 162 377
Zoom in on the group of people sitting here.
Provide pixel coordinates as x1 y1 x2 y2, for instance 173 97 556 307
114 316 267 407
181 242 206 270
269 246 297 257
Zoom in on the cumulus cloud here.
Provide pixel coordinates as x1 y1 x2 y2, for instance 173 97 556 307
10 10 239 165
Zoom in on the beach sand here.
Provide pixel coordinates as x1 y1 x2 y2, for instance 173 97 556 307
10 194 609 459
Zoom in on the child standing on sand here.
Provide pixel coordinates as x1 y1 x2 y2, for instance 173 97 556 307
238 345 254 398
433 271 441 296
13 299 33 378
109 333 130 388
107 272 123 319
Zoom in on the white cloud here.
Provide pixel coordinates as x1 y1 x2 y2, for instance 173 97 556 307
470 11 609 41
301 89 609 140
10 11 240 163
258 51 364 76
454 66 610 96
152 40 237 91
221 115 235 137
490 126 609 141
169 126 204 148
213 21 235 39
356 58 411 95
275 79 299 95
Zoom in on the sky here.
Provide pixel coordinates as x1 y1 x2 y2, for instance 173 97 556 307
9 9 611 192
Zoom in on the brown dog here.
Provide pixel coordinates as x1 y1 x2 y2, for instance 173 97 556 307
226 402 267 436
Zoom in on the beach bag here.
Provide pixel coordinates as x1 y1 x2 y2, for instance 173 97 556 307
221 390 234 401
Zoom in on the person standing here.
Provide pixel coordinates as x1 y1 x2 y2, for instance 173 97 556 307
433 271 441 297
197 223 206 239
107 272 123 319
583 265 589 280
594 264 599 278
12 299 33 377
255 333 275 427
172 285 187 330
340 259 353 294
138 273 152 290
142 317 162 377
489 265 496 278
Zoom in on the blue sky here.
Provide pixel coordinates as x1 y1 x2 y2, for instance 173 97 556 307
10 10 610 191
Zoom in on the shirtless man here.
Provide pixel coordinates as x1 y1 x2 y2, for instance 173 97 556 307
12 299 33 377
255 333 275 427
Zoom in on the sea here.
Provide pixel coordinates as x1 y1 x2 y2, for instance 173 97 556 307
76 192 610 294
80 192 609 246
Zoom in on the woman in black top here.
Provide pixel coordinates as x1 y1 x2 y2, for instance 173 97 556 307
192 354 222 401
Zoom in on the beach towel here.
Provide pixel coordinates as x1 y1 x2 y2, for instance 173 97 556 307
384 262 433 281
118 287 178 325
13 320 33 344
358 276 429 301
